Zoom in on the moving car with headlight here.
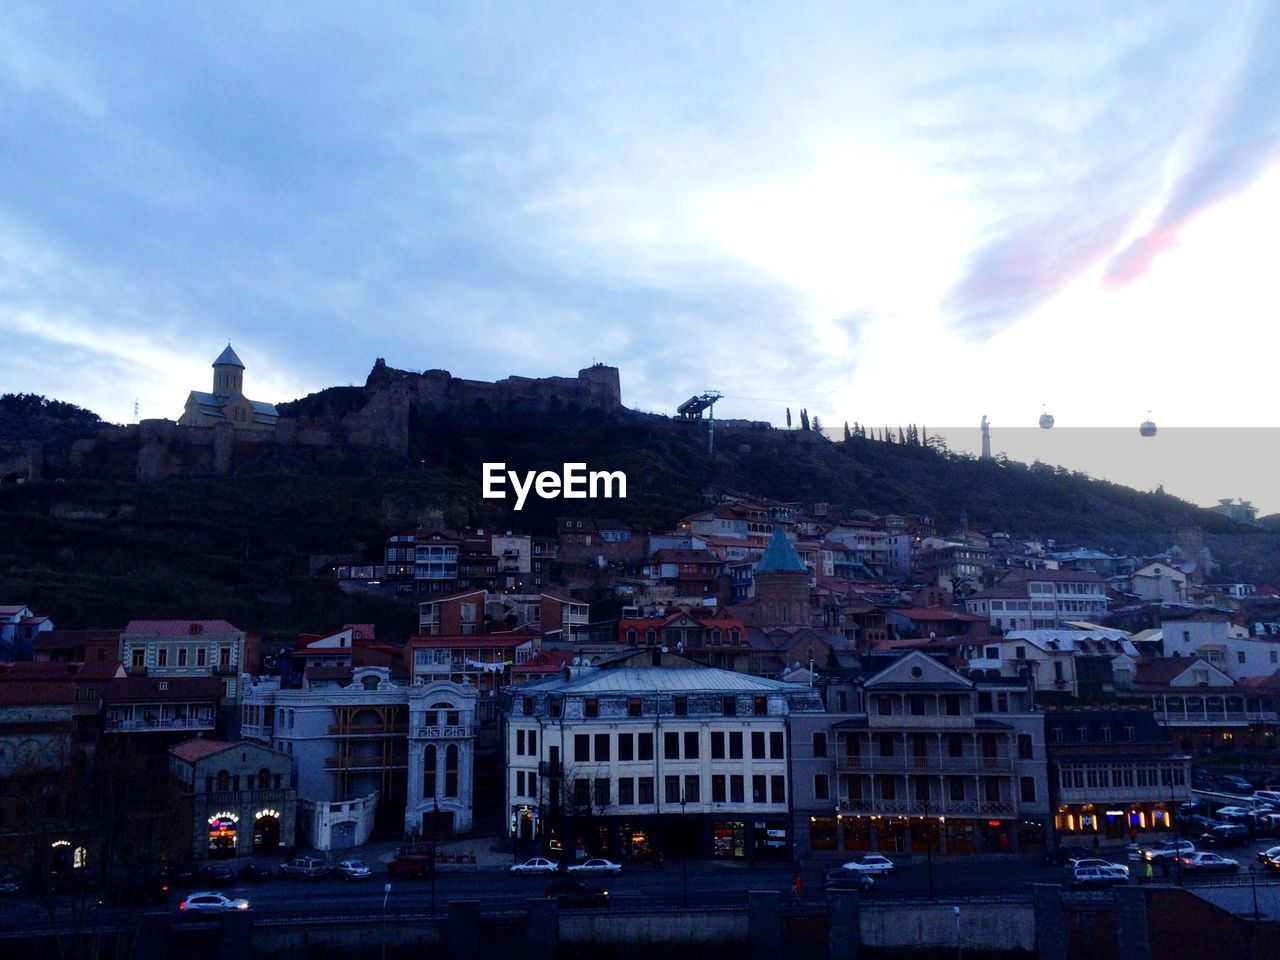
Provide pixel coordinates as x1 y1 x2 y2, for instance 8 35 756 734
1180 852 1238 873
179 891 250 915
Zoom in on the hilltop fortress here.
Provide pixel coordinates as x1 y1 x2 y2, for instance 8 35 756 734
59 354 623 481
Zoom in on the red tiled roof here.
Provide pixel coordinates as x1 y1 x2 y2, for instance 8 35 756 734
0 681 76 705
885 606 988 622
122 620 243 636
169 739 237 763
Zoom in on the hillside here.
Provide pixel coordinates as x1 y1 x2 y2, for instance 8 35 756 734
2 389 1278 638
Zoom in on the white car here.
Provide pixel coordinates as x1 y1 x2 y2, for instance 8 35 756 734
511 857 560 875
179 891 250 915
565 858 622 876
1073 865 1128 887
1181 852 1239 873
1067 858 1130 878
333 859 372 880
1215 806 1257 821
1142 840 1194 862
842 855 895 875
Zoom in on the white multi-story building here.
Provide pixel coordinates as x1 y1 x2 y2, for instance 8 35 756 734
965 570 1109 631
502 649 823 861
242 667 478 846
961 629 1139 698
1159 616 1280 681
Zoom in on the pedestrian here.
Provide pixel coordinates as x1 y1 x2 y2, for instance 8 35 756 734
792 874 803 900
1144 860 1153 882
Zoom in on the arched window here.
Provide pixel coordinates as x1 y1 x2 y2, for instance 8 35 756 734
445 744 459 798
216 769 231 791
424 745 437 799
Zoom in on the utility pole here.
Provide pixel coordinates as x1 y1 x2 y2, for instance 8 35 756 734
680 793 689 909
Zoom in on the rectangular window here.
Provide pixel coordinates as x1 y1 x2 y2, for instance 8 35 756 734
665 776 681 804
638 733 654 761
723 696 737 716
628 698 642 717
529 731 537 754
618 733 634 761
908 694 925 716
1017 734 1033 760
638 777 654 804
595 778 610 808
197 648 207 667
812 732 828 758
156 648 168 667
684 731 699 759
770 731 784 759
178 648 188 667
674 696 688 716
575 734 590 762
711 731 725 759
664 731 680 759
517 770 526 795
729 731 743 759
977 692 992 712
1020 777 1036 803
752 775 767 803
753 696 767 716
595 733 610 761
529 772 537 796
574 778 590 806
585 698 599 718
814 774 830 800
771 775 785 804
549 697 562 718
945 695 961 716
684 775 700 803
619 778 634 805
875 695 893 716
516 730 525 755
522 697 534 716
751 731 766 759
730 775 745 803
712 774 726 803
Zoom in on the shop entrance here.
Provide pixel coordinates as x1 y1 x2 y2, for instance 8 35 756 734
208 815 239 858
252 815 281 854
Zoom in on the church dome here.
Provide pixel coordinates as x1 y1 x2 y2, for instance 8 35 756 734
213 344 245 368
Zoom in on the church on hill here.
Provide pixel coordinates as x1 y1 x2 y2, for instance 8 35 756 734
178 343 279 432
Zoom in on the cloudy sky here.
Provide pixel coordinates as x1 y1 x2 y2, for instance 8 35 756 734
3 3 1278 508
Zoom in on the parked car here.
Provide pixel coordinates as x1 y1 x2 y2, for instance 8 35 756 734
178 891 251 915
1214 806 1256 822
842 854 895 875
238 862 274 882
387 852 434 879
279 856 329 879
1141 840 1195 862
823 867 875 892
544 878 609 907
511 857 559 876
1253 790 1280 807
1180 852 1238 873
1201 824 1249 847
333 860 373 880
566 858 622 876
1072 865 1128 888
1184 815 1224 835
1217 775 1255 795
196 864 236 886
1067 858 1129 878
1254 846 1280 866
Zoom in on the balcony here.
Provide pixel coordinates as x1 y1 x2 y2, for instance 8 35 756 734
837 797 1017 818
327 723 409 737
415 659 464 674
204 788 292 806
1057 785 1188 804
105 715 216 732
1152 710 1275 727
413 724 472 740
835 754 1013 774
324 755 408 771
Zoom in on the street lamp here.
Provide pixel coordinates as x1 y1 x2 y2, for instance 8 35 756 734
679 793 688 909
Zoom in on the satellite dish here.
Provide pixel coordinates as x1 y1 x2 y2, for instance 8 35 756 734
1140 411 1157 437
1038 405 1054 429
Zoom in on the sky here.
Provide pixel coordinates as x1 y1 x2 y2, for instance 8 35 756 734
3 2 1279 510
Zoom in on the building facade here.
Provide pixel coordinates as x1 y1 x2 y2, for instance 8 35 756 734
118 619 248 707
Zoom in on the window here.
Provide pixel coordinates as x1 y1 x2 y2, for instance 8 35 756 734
638 733 654 761
574 779 590 806
522 697 533 716
595 733 610 761
771 775 785 804
1017 734 1033 760
751 731 766 758
178 648 188 667
575 734 590 762
664 731 680 759
730 775 745 803
1124 724 1136 742
517 770 526 795
665 776 681 803
550 697 562 718
977 692 992 712
711 732 725 759
674 696 688 716
753 696 767 716
1052 727 1064 743
948 776 966 802
1020 777 1036 803
516 730 525 755
1238 651 1247 664
684 731 699 759
996 692 1009 713
529 772 537 796
585 698 599 718
638 777 654 804
944 695 961 716
618 733 634 761
628 698 642 717
444 744 458 797
619 778 634 805
878 733 895 757
529 731 537 754
729 731 743 759
683 774 700 803
156 649 167 667
814 774 830 800
595 778 610 808
875 695 893 716
712 774 726 803
723 696 737 717
812 732 828 758
752 775 767 803
908 694 925 716
196 648 207 667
